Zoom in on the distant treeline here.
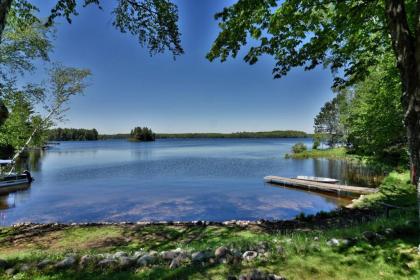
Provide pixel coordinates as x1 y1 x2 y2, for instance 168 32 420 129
99 130 309 140
48 128 99 141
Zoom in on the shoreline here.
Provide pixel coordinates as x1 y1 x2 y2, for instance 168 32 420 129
0 206 417 280
3 207 382 230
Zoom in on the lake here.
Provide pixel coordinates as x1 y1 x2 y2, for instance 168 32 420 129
0 138 381 225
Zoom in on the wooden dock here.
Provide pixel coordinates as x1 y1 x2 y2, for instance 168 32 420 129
264 176 378 196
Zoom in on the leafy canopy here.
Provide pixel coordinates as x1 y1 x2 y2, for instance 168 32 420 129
45 0 183 57
207 0 395 88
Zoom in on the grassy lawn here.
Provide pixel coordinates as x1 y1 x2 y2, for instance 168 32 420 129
0 209 417 279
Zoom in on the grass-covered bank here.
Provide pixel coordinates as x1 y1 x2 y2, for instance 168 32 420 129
0 171 417 280
0 209 418 280
285 147 351 160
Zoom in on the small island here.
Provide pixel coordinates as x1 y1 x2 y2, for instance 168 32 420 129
128 126 156 142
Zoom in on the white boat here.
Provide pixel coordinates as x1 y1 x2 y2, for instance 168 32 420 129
295 176 339 184
0 160 32 193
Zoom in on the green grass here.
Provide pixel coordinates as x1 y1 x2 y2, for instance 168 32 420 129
351 170 417 208
285 147 352 159
0 208 418 280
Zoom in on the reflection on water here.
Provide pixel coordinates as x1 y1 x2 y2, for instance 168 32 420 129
312 159 384 188
0 139 383 225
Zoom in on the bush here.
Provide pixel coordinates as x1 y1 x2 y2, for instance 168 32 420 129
292 143 307 154
312 139 320 150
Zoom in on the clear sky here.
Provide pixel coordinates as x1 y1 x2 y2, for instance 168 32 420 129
32 0 335 134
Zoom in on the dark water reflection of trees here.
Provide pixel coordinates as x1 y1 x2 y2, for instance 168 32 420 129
313 158 384 187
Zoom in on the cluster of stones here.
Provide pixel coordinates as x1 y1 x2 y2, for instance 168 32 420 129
0 242 286 277
326 229 391 247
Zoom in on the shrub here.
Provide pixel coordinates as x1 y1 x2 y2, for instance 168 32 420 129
292 143 307 154
312 139 320 150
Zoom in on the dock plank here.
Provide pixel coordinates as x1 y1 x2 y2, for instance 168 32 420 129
264 176 378 196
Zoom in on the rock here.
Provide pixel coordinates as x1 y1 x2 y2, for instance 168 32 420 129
327 238 340 247
0 259 8 269
133 251 146 259
313 236 319 241
362 231 383 242
113 251 128 259
137 254 156 267
119 256 136 268
37 259 52 268
267 274 287 280
149 250 158 257
161 250 178 260
55 256 76 269
215 246 229 258
5 268 15 276
242 251 258 261
169 257 181 269
240 269 266 280
98 258 117 268
79 255 94 268
191 251 208 262
20 263 31 272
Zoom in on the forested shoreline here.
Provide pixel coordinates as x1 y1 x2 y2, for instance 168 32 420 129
48 128 99 141
98 130 309 140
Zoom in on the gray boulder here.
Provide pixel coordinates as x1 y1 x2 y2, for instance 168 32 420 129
191 251 211 262
133 251 146 259
119 256 136 268
242 251 258 261
98 258 117 268
37 259 52 268
137 254 156 267
169 257 181 269
214 246 229 259
161 250 178 260
79 255 94 269
113 251 128 259
327 238 340 247
5 268 15 276
362 231 384 242
20 264 31 272
55 256 76 269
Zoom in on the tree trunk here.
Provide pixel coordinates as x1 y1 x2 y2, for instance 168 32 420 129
0 0 12 42
386 0 420 221
386 0 420 181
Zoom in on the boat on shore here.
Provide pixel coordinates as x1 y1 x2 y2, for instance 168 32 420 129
0 160 33 194
295 176 339 184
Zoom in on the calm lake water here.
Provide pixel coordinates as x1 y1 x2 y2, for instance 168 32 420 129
0 138 381 225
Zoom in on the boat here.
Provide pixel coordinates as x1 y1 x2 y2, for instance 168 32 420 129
0 160 33 194
295 175 339 184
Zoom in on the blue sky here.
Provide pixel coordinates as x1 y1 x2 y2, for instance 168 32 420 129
32 0 334 134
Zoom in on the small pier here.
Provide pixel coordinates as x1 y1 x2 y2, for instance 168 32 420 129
264 176 378 196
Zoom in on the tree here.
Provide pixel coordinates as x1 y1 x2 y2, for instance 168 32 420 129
207 0 420 186
313 97 344 148
10 64 91 160
345 55 406 162
130 126 155 141
0 0 52 131
0 0 183 57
